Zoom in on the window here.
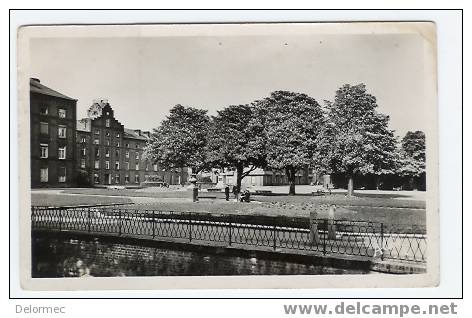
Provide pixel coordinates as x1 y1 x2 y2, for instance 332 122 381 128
105 131 110 137
126 143 130 148
81 137 86 143
58 109 66 118
94 160 100 169
94 130 100 135
58 146 66 159
115 161 120 170
40 144 48 158
40 168 48 182
58 126 67 138
125 174 130 183
153 164 158 172
105 161 110 170
95 148 100 157
125 151 130 159
81 147 86 156
115 141 120 147
116 133 120 138
135 152 140 160
40 106 48 115
135 163 139 170
93 138 99 145
80 159 86 168
105 119 110 127
115 150 120 158
105 148 110 157
105 139 110 146
145 163 149 171
136 144 139 149
115 174 120 184
40 122 48 135
126 162 130 170
135 174 140 183
251 176 256 185
94 173 99 184
58 167 66 183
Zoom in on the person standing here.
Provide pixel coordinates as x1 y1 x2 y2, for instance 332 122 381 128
224 185 230 201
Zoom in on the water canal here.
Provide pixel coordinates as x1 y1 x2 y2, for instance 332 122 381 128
31 233 370 277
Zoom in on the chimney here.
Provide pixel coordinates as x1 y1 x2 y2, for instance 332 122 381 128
134 129 141 136
142 131 150 138
31 78 40 83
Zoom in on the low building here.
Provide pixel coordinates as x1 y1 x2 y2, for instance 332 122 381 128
211 167 312 187
30 78 77 187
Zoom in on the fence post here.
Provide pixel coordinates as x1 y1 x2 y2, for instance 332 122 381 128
273 224 277 251
152 210 155 239
323 219 327 255
228 215 232 246
189 213 192 242
380 223 384 261
58 209 62 232
118 209 122 236
87 208 91 233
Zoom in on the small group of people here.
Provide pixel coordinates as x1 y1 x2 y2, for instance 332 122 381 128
224 184 250 202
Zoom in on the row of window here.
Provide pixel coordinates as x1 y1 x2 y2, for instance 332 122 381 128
82 136 141 149
40 144 67 159
82 147 141 160
94 173 140 184
93 128 120 138
84 160 157 171
40 106 68 118
40 122 67 138
40 167 66 183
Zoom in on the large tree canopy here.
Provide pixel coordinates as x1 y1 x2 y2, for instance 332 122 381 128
397 130 426 178
206 104 266 192
144 104 210 174
250 91 325 195
327 84 397 196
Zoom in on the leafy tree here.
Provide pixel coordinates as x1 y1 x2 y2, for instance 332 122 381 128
397 131 426 189
206 104 266 193
327 84 397 196
250 91 325 195
144 104 210 176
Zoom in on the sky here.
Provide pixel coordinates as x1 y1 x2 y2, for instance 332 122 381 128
29 32 429 137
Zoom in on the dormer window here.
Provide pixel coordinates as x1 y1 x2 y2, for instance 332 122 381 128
105 119 110 127
40 106 48 115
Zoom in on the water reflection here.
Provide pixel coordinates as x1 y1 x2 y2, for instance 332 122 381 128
32 235 369 277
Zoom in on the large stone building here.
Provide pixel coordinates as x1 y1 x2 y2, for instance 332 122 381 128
75 100 186 187
30 78 77 187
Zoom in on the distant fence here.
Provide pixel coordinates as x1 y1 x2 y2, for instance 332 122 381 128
31 206 426 263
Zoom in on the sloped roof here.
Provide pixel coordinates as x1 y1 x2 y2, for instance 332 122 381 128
124 128 149 141
30 78 77 101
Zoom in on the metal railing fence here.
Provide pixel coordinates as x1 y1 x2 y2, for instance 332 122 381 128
31 206 426 263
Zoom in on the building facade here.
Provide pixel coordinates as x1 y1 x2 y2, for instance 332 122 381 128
210 167 312 187
76 101 186 187
30 78 77 187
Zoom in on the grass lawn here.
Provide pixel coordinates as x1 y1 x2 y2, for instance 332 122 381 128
41 189 426 227
31 193 132 207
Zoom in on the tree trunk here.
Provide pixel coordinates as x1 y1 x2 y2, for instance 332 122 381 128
347 175 354 197
180 166 185 186
287 167 296 195
235 164 244 201
236 164 243 191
